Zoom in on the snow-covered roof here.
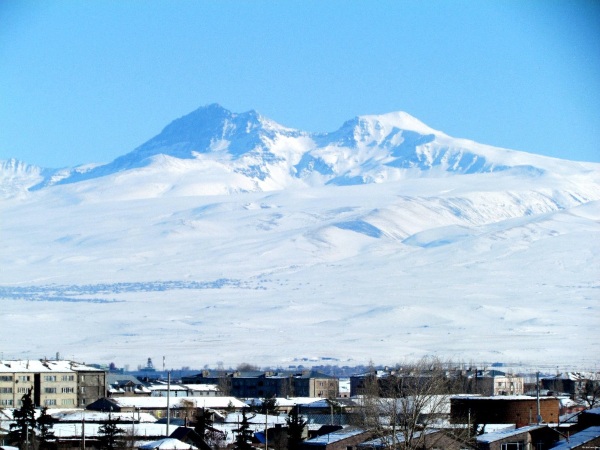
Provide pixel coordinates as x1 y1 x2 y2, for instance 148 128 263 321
453 395 552 401
224 411 287 426
543 372 597 381
182 384 219 391
358 429 437 447
477 424 546 443
139 437 197 450
0 360 103 373
106 396 248 409
585 407 600 416
51 409 157 423
146 384 188 391
550 426 600 450
246 397 328 408
303 427 367 445
51 423 167 439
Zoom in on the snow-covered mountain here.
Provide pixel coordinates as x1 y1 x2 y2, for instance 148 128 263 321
0 105 598 370
5 103 592 198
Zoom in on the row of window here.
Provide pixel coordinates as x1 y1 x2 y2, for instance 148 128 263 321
1 374 76 382
1 386 78 394
0 375 32 382
43 387 75 393
44 399 75 406
44 375 76 382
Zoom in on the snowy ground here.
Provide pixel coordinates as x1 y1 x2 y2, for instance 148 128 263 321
0 169 599 371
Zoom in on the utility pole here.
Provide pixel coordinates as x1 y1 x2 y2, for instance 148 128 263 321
264 410 268 450
536 371 542 424
166 370 171 437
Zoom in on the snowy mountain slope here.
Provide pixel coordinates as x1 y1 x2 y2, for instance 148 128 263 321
0 105 599 369
4 104 596 199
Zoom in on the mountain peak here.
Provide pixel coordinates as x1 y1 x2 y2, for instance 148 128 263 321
356 111 443 136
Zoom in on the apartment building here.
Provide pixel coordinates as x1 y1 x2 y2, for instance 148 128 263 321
182 369 339 398
0 360 106 408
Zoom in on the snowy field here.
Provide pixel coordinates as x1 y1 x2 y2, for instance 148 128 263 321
1 174 598 370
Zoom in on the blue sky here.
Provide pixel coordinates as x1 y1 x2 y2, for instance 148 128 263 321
1 0 599 168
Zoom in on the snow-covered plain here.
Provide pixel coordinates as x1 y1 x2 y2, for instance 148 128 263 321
0 105 599 370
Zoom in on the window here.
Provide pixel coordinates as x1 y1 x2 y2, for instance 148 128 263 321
0 399 13 406
61 387 74 393
45 399 57 406
19 375 31 382
61 375 75 382
62 399 74 405
44 387 57 394
44 375 57 382
501 443 524 450
0 387 13 393
0 375 13 382
18 387 30 394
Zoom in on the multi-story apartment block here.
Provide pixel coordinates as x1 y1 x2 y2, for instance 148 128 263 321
0 360 106 408
182 369 339 399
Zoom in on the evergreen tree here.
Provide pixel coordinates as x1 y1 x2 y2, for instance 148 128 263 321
194 408 214 439
36 407 57 450
233 409 254 450
260 396 278 416
98 413 125 450
248 397 278 416
194 408 223 450
8 389 37 450
285 405 306 450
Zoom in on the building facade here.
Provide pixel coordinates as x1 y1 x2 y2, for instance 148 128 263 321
0 360 106 408
182 370 339 399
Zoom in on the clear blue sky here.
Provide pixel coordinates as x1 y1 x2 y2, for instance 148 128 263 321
1 0 599 168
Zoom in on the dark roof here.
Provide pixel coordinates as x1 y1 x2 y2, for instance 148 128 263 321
169 426 212 450
303 427 368 445
585 407 600 416
107 374 145 385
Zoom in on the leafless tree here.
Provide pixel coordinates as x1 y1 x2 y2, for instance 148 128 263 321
578 372 600 408
180 399 198 425
352 357 474 450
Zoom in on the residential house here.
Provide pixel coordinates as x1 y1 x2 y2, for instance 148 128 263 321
107 374 151 397
300 426 372 450
542 372 600 407
476 425 559 450
451 396 561 428
181 384 220 397
358 429 475 450
468 371 525 396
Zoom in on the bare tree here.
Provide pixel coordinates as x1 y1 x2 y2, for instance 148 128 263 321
351 357 474 450
180 399 197 425
578 372 600 408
